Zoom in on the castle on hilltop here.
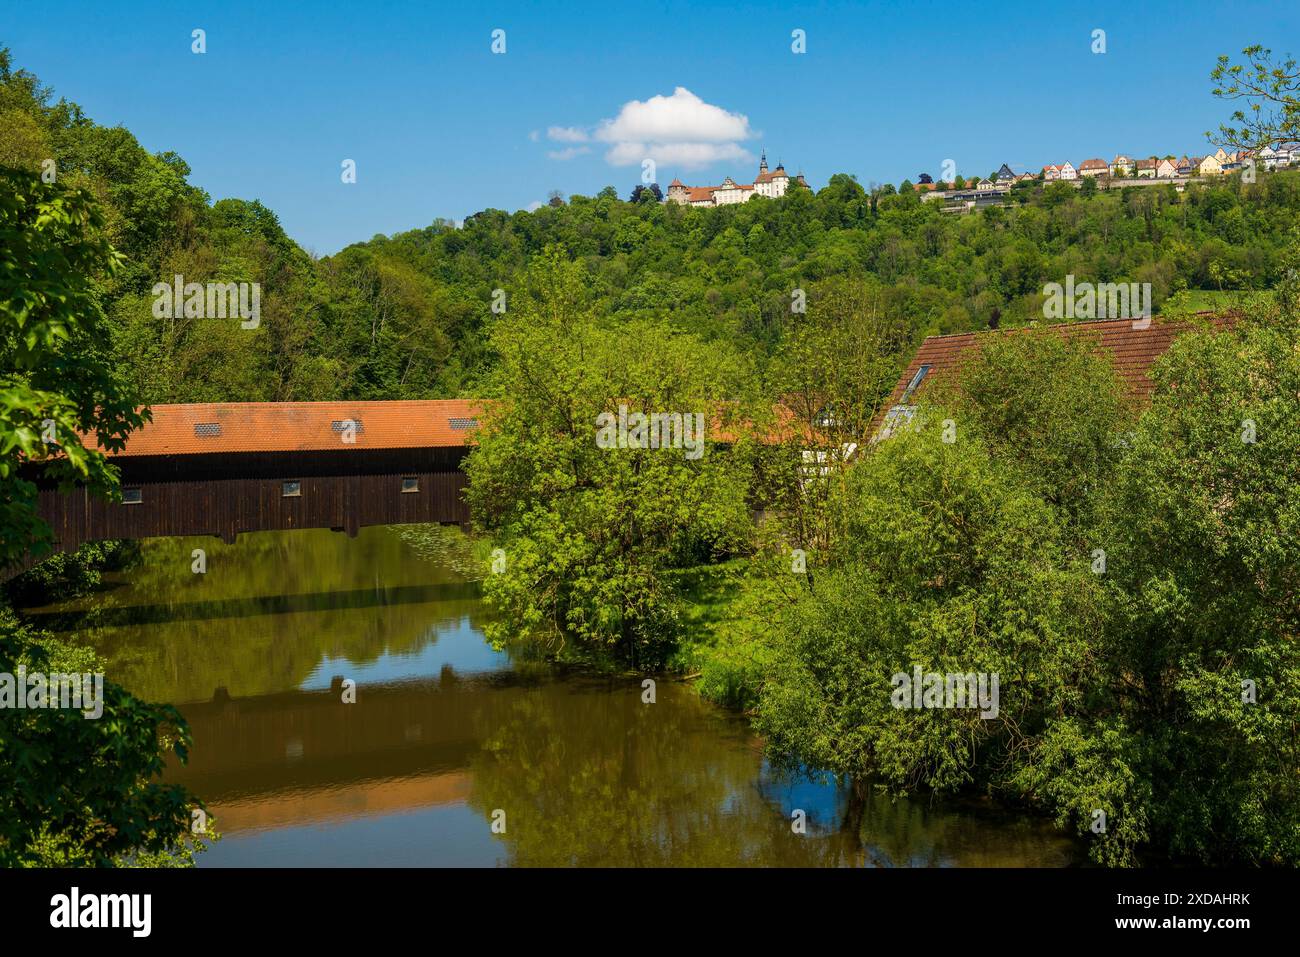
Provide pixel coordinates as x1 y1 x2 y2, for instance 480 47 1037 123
666 152 807 207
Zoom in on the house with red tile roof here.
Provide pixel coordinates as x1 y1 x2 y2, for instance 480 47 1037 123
872 315 1233 439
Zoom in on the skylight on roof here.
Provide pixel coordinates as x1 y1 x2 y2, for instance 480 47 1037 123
194 422 221 437
449 418 479 431
330 420 363 433
899 364 932 402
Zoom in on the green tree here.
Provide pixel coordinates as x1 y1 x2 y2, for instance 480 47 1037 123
465 248 757 666
0 167 146 566
757 290 1300 865
756 419 1102 810
765 276 914 559
0 166 205 866
1210 45 1300 149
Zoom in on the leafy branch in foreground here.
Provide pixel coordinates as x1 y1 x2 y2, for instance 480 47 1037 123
1209 44 1300 150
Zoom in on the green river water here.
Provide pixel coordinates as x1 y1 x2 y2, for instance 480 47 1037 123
21 526 1081 867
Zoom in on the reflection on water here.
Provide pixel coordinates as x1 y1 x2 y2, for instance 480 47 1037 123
23 527 1080 867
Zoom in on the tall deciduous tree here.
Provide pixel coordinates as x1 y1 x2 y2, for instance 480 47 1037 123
0 167 202 866
465 248 757 665
0 167 146 567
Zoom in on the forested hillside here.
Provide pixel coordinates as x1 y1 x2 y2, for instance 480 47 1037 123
3 45 1298 411
5 37 1300 869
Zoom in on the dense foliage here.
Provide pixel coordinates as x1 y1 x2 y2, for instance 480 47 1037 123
3 46 1299 413
754 292 1300 865
465 249 759 666
2 41 1297 867
0 141 202 866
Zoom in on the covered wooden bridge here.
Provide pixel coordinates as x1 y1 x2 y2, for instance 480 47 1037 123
28 399 482 554
22 314 1231 561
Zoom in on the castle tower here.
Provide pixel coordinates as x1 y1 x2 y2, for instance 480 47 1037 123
759 150 768 175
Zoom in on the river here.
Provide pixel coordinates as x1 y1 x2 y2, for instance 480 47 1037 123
21 526 1080 867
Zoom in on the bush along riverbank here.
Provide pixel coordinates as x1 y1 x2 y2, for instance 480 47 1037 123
464 253 1300 866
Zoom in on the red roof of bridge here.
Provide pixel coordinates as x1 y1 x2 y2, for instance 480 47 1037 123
96 400 485 457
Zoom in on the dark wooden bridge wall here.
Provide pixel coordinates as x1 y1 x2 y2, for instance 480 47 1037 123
29 447 470 553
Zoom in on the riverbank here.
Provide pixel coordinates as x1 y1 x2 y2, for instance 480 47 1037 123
9 527 1081 867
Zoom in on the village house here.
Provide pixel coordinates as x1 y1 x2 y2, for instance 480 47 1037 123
1135 158 1158 179
1156 157 1178 178
874 316 1234 441
1198 154 1223 176
1110 154 1132 177
665 152 805 207
1042 164 1060 181
1260 142 1295 169
1057 161 1078 181
1079 158 1109 177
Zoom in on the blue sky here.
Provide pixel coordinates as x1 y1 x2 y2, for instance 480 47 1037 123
4 0 1296 253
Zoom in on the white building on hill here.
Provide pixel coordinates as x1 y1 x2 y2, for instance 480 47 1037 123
667 152 806 207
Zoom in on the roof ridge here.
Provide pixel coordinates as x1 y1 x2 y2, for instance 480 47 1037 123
917 312 1231 344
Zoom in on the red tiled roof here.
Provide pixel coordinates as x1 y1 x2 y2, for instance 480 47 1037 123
876 314 1234 431
92 400 485 457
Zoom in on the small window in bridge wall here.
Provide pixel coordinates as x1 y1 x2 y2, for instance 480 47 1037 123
121 487 143 505
401 477 420 493
282 481 302 498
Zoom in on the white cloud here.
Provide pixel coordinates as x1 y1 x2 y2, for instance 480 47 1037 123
547 145 591 161
594 88 756 170
529 130 540 142
546 88 757 172
604 141 752 168
547 125 589 143
595 87 753 145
